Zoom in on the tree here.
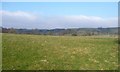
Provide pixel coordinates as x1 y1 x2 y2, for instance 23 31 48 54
72 33 77 36
8 28 16 33
31 29 40 35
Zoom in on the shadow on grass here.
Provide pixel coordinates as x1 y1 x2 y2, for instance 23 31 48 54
118 40 120 44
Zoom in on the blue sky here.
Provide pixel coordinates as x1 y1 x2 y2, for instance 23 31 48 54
0 2 118 29
1 0 119 2
2 2 118 17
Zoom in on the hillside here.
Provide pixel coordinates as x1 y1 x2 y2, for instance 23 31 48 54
2 27 118 36
2 33 118 70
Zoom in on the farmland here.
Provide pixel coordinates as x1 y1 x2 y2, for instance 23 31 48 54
2 33 118 70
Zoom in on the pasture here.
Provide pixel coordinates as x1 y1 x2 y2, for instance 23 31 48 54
2 33 118 70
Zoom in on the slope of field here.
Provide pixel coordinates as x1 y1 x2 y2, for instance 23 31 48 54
0 33 2 71
2 33 118 70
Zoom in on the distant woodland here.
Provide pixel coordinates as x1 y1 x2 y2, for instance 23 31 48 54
1 27 118 36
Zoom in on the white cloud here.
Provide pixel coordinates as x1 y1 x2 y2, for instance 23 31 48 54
1 10 118 29
1 10 37 20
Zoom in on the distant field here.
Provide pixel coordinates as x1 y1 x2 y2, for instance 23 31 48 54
2 33 118 70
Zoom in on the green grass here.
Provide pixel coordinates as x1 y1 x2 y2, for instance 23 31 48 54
0 33 2 71
2 33 118 70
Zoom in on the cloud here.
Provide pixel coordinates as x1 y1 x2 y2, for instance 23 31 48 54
1 10 118 29
1 10 37 20
1 10 38 28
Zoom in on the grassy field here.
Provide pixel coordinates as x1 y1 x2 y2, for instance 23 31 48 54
2 33 118 70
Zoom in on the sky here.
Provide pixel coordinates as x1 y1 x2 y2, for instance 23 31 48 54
1 0 119 2
0 2 118 29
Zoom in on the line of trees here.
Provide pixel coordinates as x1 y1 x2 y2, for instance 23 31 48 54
1 27 118 36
